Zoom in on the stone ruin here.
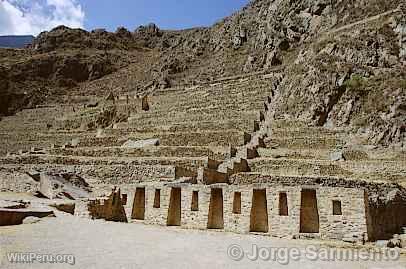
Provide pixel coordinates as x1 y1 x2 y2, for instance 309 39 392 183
1 71 405 247
87 188 128 222
69 73 406 244
78 175 406 243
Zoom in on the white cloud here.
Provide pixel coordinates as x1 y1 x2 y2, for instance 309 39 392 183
0 0 85 36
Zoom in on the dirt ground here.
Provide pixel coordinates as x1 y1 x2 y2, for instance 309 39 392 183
0 211 405 269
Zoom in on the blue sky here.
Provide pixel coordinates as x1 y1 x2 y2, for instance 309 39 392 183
0 0 250 36
81 0 250 31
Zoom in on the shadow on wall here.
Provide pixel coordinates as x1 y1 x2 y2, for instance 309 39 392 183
368 191 406 240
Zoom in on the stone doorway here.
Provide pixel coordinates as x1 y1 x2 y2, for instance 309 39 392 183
167 188 181 226
207 189 224 229
250 189 269 233
132 187 146 220
300 189 320 233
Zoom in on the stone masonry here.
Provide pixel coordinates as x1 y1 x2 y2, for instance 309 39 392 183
119 182 369 242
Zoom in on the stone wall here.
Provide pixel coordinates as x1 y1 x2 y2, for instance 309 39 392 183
1 164 176 185
121 183 369 241
0 209 54 226
87 188 128 222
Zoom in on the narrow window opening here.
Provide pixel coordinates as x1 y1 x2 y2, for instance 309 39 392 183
233 192 242 214
191 191 199 211
279 192 288 216
122 194 128 205
333 200 342 215
153 189 161 208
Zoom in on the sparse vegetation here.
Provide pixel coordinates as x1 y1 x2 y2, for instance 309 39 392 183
399 79 406 89
344 75 366 90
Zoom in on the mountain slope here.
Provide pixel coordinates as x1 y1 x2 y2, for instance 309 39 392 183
0 0 405 147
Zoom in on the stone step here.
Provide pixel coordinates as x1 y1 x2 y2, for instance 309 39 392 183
49 146 228 160
128 111 259 126
133 100 265 115
107 119 255 133
129 106 261 121
248 158 406 179
149 85 269 100
266 136 344 150
217 158 250 176
270 127 347 138
0 155 207 168
151 81 272 97
133 130 246 147
257 148 333 160
0 126 253 156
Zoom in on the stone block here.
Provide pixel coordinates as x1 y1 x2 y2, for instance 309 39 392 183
121 138 160 149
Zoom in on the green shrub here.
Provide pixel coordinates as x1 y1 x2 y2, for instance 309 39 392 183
399 79 406 89
344 75 366 90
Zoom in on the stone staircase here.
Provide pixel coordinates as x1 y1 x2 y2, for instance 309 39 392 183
0 71 283 194
196 73 284 184
0 69 405 194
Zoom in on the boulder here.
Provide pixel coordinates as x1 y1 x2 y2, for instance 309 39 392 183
232 27 247 48
0 208 54 226
39 173 91 200
86 101 99 108
51 203 76 215
0 200 26 209
135 23 160 35
342 233 363 244
71 138 80 147
115 27 132 38
343 237 358 244
329 151 345 161
158 76 170 89
121 138 160 149
22 216 41 224
265 50 282 68
26 170 41 182
278 39 290 51
243 55 256 72
96 128 105 138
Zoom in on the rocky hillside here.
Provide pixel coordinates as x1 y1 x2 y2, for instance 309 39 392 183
0 0 405 147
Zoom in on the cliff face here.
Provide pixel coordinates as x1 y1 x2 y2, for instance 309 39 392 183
0 0 405 146
268 5 405 147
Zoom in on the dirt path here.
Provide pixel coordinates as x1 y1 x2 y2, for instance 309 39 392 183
1 213 405 269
